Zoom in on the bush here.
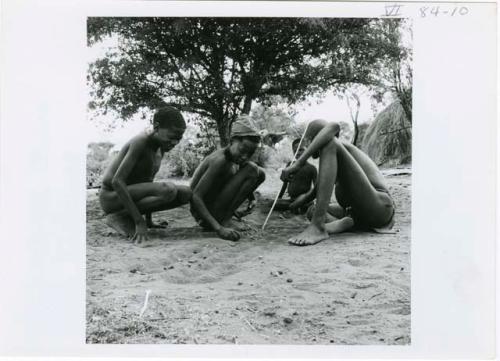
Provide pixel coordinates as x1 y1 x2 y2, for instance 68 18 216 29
158 139 214 179
253 137 295 170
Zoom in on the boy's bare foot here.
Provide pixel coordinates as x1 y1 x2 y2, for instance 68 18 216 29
105 213 135 237
288 224 329 246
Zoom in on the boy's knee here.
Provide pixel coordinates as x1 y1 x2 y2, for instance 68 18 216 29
257 167 266 183
176 185 192 204
242 162 261 179
160 182 177 202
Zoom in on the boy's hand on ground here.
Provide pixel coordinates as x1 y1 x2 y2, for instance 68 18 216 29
131 222 148 244
147 220 168 229
290 194 307 210
217 227 240 241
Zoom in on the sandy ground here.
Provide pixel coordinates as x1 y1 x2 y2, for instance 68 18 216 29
86 168 411 345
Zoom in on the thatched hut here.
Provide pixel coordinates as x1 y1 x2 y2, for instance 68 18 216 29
361 101 412 168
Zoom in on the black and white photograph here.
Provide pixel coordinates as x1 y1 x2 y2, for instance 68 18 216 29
86 17 412 345
0 0 496 358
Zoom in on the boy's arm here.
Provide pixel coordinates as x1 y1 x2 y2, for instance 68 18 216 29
111 141 147 239
281 123 339 182
278 161 290 199
296 123 340 166
304 166 318 202
278 181 288 199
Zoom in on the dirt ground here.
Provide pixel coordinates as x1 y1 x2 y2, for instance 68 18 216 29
86 168 411 345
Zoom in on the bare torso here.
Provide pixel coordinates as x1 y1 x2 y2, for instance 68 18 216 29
287 162 316 198
101 133 163 189
190 149 238 202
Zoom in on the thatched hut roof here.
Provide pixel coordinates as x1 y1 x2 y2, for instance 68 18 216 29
361 101 412 168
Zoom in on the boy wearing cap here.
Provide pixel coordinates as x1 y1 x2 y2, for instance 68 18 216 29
99 106 192 244
190 116 266 241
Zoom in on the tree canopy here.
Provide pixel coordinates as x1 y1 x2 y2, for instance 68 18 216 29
88 17 408 145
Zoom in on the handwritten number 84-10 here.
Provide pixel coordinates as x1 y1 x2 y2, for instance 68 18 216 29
420 6 469 17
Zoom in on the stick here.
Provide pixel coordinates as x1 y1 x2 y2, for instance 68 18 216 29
139 289 151 318
261 123 309 231
243 317 257 332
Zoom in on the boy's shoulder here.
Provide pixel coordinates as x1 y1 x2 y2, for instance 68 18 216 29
203 148 228 166
125 132 150 149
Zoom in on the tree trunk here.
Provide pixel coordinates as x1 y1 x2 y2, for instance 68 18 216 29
346 93 361 146
242 96 253 114
352 121 359 146
216 117 231 147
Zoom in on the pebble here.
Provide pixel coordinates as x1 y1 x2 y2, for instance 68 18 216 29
278 270 283 275
193 250 198 254
283 317 293 324
286 278 293 283
329 339 334 343
168 265 174 269
214 310 219 314
292 311 298 315
263 310 276 317
237 282 243 286
130 269 137 273
400 267 404 271
163 267 167 270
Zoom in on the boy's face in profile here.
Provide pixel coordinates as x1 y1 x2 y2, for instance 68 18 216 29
155 126 185 152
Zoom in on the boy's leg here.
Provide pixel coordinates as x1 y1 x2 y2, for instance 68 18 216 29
274 198 292 211
289 140 337 246
100 182 190 214
334 142 393 226
306 203 343 221
207 163 265 225
325 217 354 234
289 137 391 246
100 182 191 236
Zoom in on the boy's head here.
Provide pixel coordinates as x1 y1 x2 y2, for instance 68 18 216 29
228 116 261 165
291 138 306 158
152 106 186 152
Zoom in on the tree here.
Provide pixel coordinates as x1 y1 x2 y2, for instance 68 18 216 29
368 19 412 122
88 17 406 145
